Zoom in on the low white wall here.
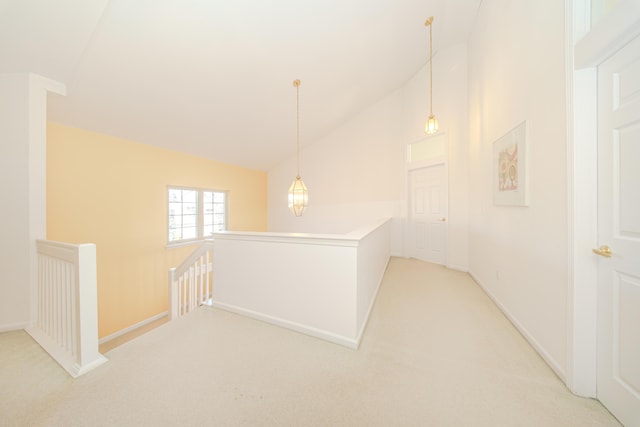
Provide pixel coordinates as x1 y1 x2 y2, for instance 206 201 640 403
211 218 391 348
355 221 391 340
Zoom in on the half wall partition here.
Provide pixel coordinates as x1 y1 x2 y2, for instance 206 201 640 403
211 218 391 348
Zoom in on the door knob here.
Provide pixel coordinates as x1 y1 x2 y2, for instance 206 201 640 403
440 218 446 222
592 245 612 258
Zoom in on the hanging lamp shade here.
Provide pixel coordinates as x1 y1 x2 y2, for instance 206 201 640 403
288 79 308 216
425 16 438 135
288 175 308 217
425 114 438 134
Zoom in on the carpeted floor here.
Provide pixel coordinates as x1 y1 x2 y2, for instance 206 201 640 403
0 258 620 426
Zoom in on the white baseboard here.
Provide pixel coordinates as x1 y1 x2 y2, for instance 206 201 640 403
468 270 567 382
99 311 168 344
72 354 108 377
446 264 469 273
208 301 359 349
354 288 380 348
354 258 389 347
0 321 29 333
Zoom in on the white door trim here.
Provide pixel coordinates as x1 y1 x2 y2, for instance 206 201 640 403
567 0 640 397
404 133 449 263
407 164 448 265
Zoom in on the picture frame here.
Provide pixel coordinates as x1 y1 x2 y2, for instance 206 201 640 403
493 120 529 206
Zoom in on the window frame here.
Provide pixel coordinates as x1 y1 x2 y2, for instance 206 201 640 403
167 186 228 246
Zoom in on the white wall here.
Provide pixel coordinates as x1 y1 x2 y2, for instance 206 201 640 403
467 0 568 377
401 44 470 271
268 88 405 238
268 44 469 270
0 74 32 331
268 2 569 380
0 73 64 332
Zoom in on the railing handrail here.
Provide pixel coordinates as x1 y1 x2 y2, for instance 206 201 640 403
36 239 91 262
212 218 392 247
171 240 214 278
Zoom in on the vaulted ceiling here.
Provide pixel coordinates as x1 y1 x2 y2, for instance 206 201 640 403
1 0 480 171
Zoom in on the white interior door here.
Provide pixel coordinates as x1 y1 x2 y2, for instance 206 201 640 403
408 164 447 265
596 34 640 426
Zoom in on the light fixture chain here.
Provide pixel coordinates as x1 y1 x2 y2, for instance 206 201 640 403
296 80 300 178
429 21 433 115
424 16 438 134
288 79 308 217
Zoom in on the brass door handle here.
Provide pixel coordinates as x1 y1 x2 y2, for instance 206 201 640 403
440 218 446 222
592 245 612 258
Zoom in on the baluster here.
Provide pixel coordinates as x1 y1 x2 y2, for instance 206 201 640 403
182 272 186 314
197 258 201 305
40 255 46 332
179 276 184 316
189 265 195 312
69 261 75 354
70 261 78 358
205 250 211 303
67 261 73 353
61 261 67 352
54 257 60 344
45 256 50 337
208 249 213 301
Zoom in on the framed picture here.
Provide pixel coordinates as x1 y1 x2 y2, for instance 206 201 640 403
493 120 529 206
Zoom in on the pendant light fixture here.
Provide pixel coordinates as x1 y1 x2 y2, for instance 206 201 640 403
425 16 438 134
288 79 308 216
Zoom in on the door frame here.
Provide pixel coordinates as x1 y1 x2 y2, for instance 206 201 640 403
567 0 640 397
404 133 449 263
407 163 448 264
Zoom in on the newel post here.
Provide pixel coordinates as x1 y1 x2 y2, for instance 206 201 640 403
74 243 107 376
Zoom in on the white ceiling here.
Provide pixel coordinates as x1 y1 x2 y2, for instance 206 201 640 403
1 0 480 171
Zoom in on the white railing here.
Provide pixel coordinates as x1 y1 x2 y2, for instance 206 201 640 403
169 241 214 320
26 240 107 377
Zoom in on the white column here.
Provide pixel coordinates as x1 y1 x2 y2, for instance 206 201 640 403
0 73 65 331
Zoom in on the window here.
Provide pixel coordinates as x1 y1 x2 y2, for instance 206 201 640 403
168 187 226 244
202 190 226 237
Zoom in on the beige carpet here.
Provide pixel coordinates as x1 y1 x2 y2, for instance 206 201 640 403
0 258 620 426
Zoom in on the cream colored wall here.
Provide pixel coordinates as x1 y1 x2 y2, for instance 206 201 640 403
46 123 267 338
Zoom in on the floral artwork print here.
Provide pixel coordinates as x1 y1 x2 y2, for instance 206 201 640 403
493 120 528 206
498 143 518 191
